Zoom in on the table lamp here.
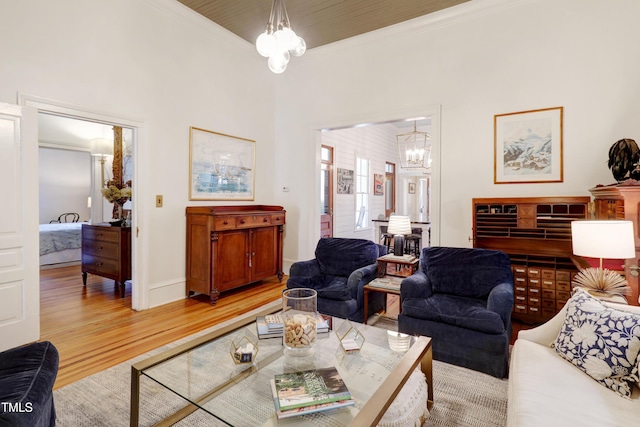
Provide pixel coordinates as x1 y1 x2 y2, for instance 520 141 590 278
387 215 411 256
571 220 636 297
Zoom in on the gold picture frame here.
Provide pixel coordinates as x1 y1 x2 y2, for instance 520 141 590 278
494 106 563 184
189 127 255 200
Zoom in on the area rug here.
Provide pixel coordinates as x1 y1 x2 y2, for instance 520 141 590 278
53 308 508 427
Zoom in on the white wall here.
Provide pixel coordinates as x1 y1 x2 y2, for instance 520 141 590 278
274 0 640 260
38 148 91 223
1 0 276 307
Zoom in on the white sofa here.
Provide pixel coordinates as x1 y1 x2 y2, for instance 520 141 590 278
507 298 640 427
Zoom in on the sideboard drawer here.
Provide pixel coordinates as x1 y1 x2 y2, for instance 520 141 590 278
82 226 120 243
82 254 120 277
236 214 272 228
82 240 119 259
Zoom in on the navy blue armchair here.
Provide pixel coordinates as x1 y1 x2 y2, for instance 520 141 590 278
286 238 387 323
398 247 514 378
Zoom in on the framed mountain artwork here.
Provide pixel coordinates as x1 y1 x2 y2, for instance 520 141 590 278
494 106 563 184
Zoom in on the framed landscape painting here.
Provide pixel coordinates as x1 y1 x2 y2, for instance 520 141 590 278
494 106 563 184
189 127 255 200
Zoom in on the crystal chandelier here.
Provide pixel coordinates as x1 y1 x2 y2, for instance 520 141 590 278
397 121 431 170
255 0 306 74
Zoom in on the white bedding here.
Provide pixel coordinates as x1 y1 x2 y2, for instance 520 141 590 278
39 223 82 266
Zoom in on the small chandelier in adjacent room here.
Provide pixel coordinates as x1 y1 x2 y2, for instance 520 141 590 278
256 0 306 74
397 121 431 170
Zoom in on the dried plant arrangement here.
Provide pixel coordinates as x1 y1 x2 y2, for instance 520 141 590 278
571 267 632 297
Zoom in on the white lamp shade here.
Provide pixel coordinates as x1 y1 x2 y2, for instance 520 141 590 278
90 138 113 156
387 215 411 236
571 220 636 259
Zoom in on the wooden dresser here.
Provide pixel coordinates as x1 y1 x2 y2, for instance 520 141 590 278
81 224 132 298
186 205 285 303
472 197 590 323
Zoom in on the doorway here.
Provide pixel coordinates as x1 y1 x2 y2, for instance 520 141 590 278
20 93 146 310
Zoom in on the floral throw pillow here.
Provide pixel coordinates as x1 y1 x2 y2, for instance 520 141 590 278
552 288 640 397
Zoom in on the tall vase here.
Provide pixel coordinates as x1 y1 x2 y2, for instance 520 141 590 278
282 288 318 357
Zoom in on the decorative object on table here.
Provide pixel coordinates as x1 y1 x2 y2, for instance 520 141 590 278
387 330 412 353
337 168 354 194
607 138 640 182
229 329 258 364
387 214 412 256
271 367 352 411
494 106 563 184
189 127 255 201
335 319 365 353
101 179 132 223
570 220 635 298
374 173 384 196
282 288 318 356
255 0 306 74
256 312 330 340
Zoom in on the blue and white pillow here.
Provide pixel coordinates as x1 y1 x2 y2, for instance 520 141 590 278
553 288 640 397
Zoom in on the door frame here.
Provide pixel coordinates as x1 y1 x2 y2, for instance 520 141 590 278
18 93 149 311
320 144 334 238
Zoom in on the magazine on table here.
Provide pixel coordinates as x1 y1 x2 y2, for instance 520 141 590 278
272 367 351 411
270 379 354 419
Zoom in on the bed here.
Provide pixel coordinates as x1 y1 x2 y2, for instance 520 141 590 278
39 222 82 267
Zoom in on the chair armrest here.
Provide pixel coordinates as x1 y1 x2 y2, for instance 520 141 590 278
486 282 514 326
350 263 379 302
289 259 321 277
400 271 432 299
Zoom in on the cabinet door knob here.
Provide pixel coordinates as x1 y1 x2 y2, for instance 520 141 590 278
263 218 268 222
223 220 228 225
240 219 246 224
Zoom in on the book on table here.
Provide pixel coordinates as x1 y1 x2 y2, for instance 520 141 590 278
369 275 403 291
270 379 354 419
272 367 352 411
257 313 330 339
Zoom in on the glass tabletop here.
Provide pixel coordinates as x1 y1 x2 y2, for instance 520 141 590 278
131 302 432 427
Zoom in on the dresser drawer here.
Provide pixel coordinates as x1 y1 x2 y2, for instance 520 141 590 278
514 285 527 295
213 217 237 230
528 296 541 306
82 254 120 276
527 268 541 278
512 266 527 277
541 289 555 299
556 270 572 281
556 281 571 292
82 240 119 259
236 214 272 228
82 226 120 243
541 269 555 280
541 279 555 289
513 304 527 314
528 287 541 296
541 298 555 308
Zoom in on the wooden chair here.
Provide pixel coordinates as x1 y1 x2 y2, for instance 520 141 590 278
49 212 80 223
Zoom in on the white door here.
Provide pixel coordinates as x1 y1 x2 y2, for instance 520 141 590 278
0 102 39 352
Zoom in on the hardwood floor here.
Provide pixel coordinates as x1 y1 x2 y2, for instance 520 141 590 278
40 265 287 390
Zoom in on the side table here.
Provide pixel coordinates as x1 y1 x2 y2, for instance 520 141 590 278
364 255 419 324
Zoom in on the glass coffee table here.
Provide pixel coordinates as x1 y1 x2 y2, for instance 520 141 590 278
130 300 433 426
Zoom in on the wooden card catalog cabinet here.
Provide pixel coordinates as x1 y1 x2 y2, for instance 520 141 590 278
186 205 285 303
473 197 590 323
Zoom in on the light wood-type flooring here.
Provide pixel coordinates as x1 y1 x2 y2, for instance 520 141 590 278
40 265 287 390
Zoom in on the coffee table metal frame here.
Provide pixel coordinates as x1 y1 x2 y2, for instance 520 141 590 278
130 300 433 427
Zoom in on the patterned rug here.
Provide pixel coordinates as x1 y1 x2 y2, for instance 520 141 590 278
53 311 508 427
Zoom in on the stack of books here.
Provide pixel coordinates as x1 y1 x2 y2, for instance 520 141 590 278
270 367 354 419
257 313 330 339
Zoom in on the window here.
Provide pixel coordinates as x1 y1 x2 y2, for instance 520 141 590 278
355 157 370 229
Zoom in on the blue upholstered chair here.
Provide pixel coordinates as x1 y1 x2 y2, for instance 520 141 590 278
398 247 514 378
0 341 59 426
286 237 387 323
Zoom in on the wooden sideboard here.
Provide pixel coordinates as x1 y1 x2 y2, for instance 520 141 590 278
472 197 590 323
81 224 132 298
186 205 285 303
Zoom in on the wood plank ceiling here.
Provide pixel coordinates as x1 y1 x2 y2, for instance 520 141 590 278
178 0 470 49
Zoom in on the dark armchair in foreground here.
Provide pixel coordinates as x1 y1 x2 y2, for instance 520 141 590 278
286 237 387 323
398 247 514 378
